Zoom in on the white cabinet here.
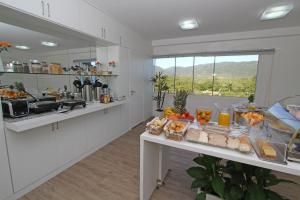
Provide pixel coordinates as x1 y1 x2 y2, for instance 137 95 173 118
79 0 104 38
0 0 46 17
56 117 87 166
102 16 120 45
48 0 79 29
0 112 13 200
5 124 57 192
85 110 108 150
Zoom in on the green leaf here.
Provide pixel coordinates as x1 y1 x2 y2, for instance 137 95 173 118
187 167 206 179
212 176 225 198
226 185 243 200
265 174 297 187
245 184 267 200
196 192 206 200
265 190 285 200
191 179 209 189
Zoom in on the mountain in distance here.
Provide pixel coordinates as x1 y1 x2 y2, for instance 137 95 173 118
155 61 258 77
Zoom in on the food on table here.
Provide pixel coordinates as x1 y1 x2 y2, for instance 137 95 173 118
186 128 200 141
204 124 230 135
173 90 189 114
0 88 28 99
199 131 209 143
208 134 227 147
167 121 186 133
146 117 167 135
179 111 194 121
256 139 277 159
196 107 212 125
227 137 240 149
164 107 176 118
239 135 252 153
241 112 264 126
164 120 189 141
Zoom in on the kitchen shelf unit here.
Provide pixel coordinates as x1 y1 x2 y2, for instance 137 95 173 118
0 71 119 77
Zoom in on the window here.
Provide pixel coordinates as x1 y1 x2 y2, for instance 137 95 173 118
175 56 193 91
154 54 259 97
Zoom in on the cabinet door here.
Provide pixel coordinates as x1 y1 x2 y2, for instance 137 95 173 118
0 113 13 199
56 117 87 167
5 125 57 192
49 0 79 29
103 16 120 45
85 110 108 150
79 0 104 38
0 0 46 18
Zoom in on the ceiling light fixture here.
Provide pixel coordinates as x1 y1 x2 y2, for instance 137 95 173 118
15 45 31 50
261 4 294 20
41 41 58 47
179 19 199 30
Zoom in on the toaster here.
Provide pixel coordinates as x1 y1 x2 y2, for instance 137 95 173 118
2 99 29 118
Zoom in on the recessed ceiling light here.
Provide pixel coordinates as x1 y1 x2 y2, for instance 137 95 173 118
15 45 31 50
41 41 58 47
179 19 199 30
261 4 294 20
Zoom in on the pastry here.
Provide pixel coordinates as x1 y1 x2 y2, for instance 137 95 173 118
199 131 209 143
256 139 277 159
208 134 227 147
227 137 240 149
239 135 251 152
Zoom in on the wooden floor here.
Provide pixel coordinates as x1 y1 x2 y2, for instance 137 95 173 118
20 123 300 200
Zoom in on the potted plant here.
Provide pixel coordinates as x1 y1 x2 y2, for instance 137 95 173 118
0 41 12 71
187 155 296 200
151 72 169 116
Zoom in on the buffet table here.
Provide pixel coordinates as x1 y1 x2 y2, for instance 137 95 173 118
140 131 300 200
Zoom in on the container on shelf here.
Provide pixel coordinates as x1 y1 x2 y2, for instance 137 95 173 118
12 61 23 72
218 108 231 127
41 61 49 73
30 60 42 73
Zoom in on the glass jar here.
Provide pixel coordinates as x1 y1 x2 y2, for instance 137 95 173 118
218 108 231 127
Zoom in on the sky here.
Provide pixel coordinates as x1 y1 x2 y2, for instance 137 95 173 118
155 55 259 69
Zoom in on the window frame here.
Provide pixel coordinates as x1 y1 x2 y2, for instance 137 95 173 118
154 52 261 98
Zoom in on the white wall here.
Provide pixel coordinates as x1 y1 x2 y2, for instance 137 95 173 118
152 26 300 116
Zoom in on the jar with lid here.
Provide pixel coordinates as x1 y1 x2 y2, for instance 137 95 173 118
31 60 42 73
13 61 23 72
218 108 231 127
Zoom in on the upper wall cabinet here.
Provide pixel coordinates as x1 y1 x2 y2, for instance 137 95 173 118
79 0 106 39
0 0 46 17
0 0 80 29
47 0 79 29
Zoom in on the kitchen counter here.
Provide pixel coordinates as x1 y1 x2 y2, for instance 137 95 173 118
5 100 128 132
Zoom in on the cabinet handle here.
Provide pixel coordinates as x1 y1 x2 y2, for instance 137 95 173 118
104 29 106 39
101 28 104 39
41 1 45 16
51 123 55 131
47 2 50 17
120 36 122 45
56 122 59 130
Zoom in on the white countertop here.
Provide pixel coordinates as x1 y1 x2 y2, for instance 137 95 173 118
5 100 128 132
141 131 300 176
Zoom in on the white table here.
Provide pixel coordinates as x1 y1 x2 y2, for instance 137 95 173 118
140 131 300 200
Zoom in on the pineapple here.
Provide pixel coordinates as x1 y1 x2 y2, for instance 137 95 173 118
173 90 189 114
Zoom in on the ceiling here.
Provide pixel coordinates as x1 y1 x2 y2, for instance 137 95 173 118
88 0 300 40
0 22 92 53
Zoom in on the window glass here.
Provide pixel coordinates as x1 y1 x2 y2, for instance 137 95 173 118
193 56 214 95
154 58 175 92
213 55 259 97
175 56 193 92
